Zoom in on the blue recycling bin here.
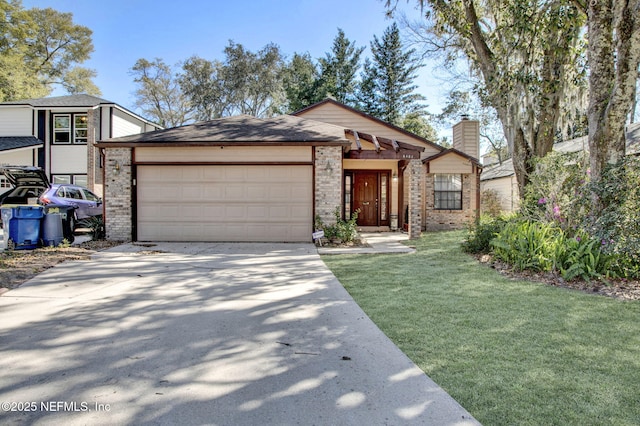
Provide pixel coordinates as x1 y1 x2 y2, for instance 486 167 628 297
1 205 44 250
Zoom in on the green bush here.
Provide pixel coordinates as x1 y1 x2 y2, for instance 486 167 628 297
515 153 639 279
462 214 510 254
554 231 610 280
490 220 610 281
315 207 360 243
491 220 561 272
78 215 105 240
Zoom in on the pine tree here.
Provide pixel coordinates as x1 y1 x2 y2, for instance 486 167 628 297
317 29 364 105
356 23 424 125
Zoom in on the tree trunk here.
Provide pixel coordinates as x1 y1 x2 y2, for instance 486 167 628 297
587 0 640 187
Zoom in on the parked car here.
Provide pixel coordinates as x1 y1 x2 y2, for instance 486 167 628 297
0 166 50 205
39 184 103 229
0 166 102 230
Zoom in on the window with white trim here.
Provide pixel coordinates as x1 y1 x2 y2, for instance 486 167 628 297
0 176 11 188
53 113 88 144
434 174 462 210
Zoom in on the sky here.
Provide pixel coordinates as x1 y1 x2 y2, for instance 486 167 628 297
21 0 451 129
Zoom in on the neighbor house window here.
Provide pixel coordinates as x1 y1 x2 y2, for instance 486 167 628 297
53 113 88 144
434 174 462 210
51 174 87 187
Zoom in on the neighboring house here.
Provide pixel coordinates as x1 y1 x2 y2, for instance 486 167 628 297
0 136 42 195
0 94 161 197
480 121 640 213
96 99 481 243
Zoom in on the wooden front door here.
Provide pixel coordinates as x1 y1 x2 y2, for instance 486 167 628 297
352 171 389 226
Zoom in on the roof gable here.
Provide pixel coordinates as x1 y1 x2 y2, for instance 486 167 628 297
293 98 443 154
424 148 482 166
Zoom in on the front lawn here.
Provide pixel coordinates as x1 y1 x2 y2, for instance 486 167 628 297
322 230 640 425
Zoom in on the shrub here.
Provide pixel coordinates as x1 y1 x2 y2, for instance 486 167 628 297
462 214 510 254
554 231 611 281
78 215 105 240
315 207 360 243
491 220 562 272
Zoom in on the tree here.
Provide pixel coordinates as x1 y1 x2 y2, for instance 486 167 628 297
281 52 320 113
400 111 439 141
221 41 285 117
179 56 228 121
317 29 364 105
356 23 425 125
0 0 99 100
130 58 192 128
573 0 640 189
396 0 586 196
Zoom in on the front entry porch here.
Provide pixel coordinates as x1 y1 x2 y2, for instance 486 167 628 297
346 170 391 228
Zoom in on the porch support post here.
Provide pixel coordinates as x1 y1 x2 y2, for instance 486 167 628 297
314 146 343 226
408 159 423 239
104 147 133 242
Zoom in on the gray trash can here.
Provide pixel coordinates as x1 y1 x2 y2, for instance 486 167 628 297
42 212 64 247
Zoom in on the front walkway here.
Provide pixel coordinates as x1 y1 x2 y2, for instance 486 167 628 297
317 232 416 255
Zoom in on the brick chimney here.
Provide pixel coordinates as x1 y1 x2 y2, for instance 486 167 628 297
452 115 479 160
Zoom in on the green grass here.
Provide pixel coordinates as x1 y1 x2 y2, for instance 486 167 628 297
322 230 640 425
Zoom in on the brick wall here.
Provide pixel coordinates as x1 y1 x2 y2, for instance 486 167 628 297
425 172 478 231
104 148 133 241
314 146 343 225
408 159 423 239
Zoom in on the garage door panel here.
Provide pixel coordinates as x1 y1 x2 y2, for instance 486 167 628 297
137 165 312 242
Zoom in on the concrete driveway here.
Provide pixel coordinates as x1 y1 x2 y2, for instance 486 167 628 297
0 242 478 425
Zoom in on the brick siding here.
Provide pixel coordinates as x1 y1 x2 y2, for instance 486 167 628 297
408 159 423 239
425 173 478 231
104 148 132 241
314 146 343 226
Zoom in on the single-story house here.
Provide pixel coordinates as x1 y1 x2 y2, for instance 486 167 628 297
97 99 482 243
481 121 640 213
0 94 161 197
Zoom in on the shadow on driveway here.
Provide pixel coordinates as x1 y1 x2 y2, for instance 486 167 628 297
0 242 478 425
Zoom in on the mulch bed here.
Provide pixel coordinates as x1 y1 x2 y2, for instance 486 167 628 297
0 240 123 291
477 254 640 301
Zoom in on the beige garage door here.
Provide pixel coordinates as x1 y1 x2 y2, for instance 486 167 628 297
137 165 313 242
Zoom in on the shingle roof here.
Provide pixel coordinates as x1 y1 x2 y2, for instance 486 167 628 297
97 114 351 146
0 136 43 152
480 122 640 181
0 94 114 107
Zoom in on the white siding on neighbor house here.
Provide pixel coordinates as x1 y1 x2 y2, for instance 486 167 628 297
428 153 474 174
481 176 519 212
297 103 441 157
0 147 38 166
50 145 87 174
100 107 111 140
135 146 313 163
111 108 144 137
0 108 32 136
